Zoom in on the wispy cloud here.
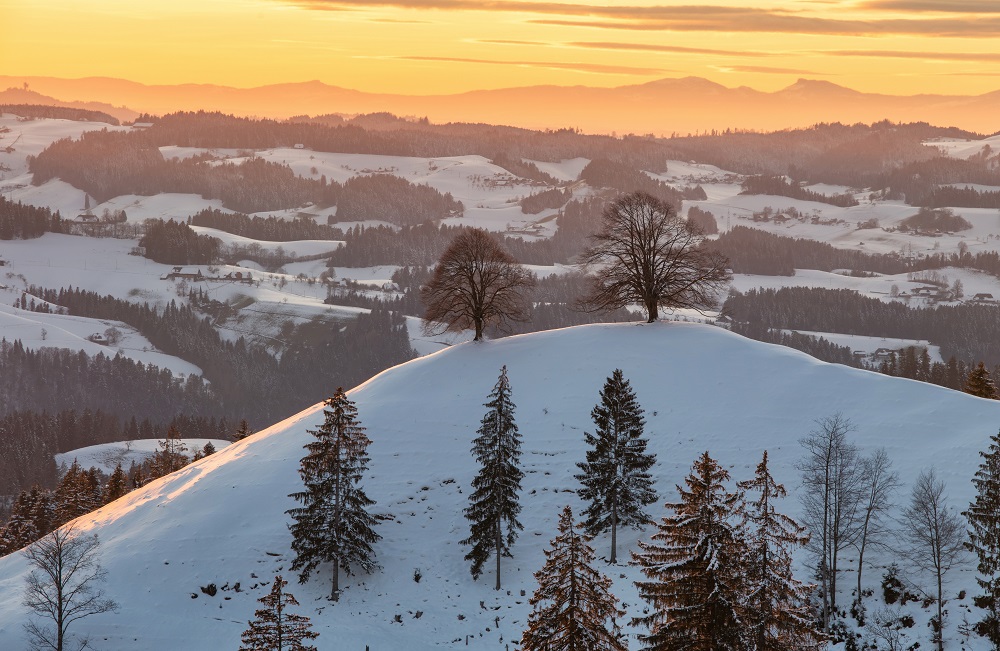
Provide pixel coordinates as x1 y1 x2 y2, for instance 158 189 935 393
391 55 671 75
280 0 1000 37
716 64 824 75
861 0 1000 12
568 41 775 57
529 16 1000 37
474 38 775 58
824 49 1000 62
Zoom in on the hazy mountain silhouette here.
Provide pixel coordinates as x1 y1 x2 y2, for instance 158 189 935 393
2 75 997 135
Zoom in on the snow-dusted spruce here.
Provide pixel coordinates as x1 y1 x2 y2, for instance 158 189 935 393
102 463 129 504
286 388 382 602
463 365 524 590
521 506 627 651
632 451 745 651
967 429 1000 646
738 451 822 651
575 368 656 564
54 460 100 526
965 362 999 399
239 575 319 651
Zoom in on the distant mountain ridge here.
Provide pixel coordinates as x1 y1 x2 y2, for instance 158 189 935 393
1 74 998 136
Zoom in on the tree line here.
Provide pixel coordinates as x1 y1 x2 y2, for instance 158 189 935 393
0 405 237 502
0 196 65 240
190 208 343 241
0 426 225 556
740 175 859 207
712 225 1000 277
134 110 670 171
333 173 463 226
29 131 338 212
1 103 120 125
23 286 415 424
725 286 1000 368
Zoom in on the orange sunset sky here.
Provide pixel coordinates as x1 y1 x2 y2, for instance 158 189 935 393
2 0 1000 96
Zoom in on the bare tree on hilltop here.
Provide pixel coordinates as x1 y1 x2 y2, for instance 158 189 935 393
579 191 730 323
421 228 535 341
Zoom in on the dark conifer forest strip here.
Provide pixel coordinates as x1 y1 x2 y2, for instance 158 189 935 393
724 286 1000 366
21 286 416 425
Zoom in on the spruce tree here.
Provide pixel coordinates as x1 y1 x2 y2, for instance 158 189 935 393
234 419 254 442
102 463 129 504
287 388 382 601
632 451 746 651
239 575 319 651
576 369 656 563
463 365 524 590
521 506 628 651
738 451 821 651
0 490 38 554
966 429 1000 645
55 460 92 526
965 362 999 399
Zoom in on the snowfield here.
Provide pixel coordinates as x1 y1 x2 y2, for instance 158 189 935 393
56 439 231 476
0 323 998 650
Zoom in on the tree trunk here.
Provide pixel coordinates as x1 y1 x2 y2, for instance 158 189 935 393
610 504 617 564
474 318 484 341
495 521 502 591
937 569 944 651
646 301 658 323
331 560 340 601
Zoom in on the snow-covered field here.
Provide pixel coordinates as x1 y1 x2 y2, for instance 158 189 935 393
56 439 230 476
0 323 997 650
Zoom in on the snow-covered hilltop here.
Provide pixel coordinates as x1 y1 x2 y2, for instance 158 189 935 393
0 323 997 650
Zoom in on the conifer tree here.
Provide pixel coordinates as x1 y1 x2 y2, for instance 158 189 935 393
576 369 656 563
287 388 382 601
632 451 746 651
149 425 189 478
521 506 628 651
965 362 999 399
2 487 56 554
102 463 129 504
54 460 92 526
463 365 524 590
234 419 254 442
738 451 821 651
239 575 319 651
965 429 1000 644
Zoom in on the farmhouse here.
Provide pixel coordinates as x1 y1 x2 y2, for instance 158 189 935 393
160 267 205 281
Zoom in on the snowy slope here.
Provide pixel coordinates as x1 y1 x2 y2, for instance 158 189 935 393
0 323 997 650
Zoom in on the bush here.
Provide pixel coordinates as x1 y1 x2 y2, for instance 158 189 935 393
883 564 903 604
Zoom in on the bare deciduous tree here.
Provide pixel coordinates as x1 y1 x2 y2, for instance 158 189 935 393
855 448 901 602
901 468 967 651
421 228 534 341
798 413 865 632
22 525 118 651
578 191 730 323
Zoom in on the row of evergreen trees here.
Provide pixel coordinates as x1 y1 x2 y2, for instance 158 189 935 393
0 196 64 240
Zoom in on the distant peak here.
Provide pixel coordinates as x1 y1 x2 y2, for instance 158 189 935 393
638 76 728 92
780 78 858 96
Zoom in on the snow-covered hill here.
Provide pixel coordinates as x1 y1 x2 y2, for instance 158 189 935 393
0 323 997 650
